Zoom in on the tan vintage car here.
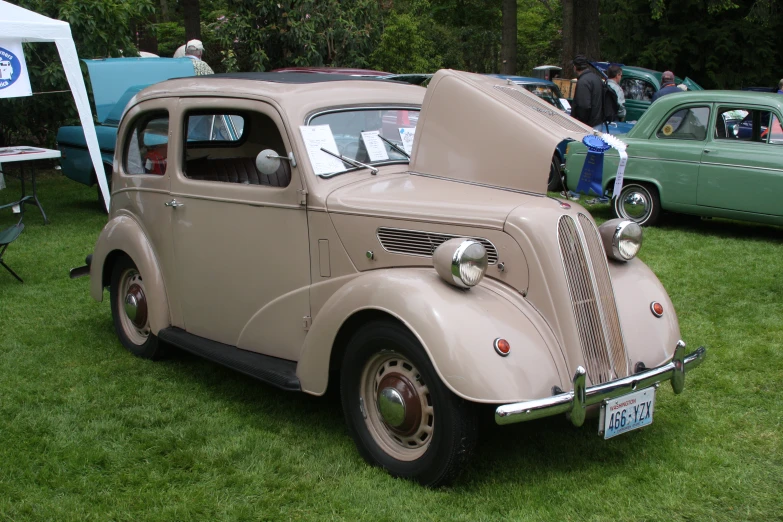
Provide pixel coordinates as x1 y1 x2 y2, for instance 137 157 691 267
74 70 706 486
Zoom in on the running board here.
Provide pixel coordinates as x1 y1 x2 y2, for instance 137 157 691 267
158 327 301 391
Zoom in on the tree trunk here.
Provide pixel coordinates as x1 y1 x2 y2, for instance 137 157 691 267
183 0 201 41
160 0 170 23
500 0 517 74
573 0 600 63
560 0 574 78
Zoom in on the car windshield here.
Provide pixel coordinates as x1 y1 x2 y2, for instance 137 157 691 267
307 108 419 176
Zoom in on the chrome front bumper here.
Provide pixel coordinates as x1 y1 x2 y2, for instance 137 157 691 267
495 340 706 426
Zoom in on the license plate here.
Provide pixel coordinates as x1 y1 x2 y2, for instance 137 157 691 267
600 387 656 439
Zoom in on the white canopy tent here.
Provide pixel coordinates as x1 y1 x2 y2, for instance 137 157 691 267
0 0 110 210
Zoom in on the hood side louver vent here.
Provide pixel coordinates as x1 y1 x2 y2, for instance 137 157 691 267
377 227 498 264
493 85 588 133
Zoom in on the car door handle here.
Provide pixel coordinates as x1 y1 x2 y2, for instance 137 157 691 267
165 199 184 208
703 149 711 153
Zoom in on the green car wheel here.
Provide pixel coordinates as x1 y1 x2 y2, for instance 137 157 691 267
612 182 661 226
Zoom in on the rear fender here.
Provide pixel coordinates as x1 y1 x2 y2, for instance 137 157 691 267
297 268 566 403
90 214 170 335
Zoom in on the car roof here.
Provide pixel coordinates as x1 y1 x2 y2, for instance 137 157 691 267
132 73 426 128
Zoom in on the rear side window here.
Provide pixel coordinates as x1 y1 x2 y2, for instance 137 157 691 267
125 113 169 175
656 107 710 141
621 78 655 102
186 114 245 142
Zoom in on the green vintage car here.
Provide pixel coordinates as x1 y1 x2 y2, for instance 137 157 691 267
564 90 783 227
620 66 703 121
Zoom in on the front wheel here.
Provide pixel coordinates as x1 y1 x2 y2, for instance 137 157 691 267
612 181 661 226
340 320 478 487
110 256 165 359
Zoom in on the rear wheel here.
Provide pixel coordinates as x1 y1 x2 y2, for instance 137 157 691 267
340 320 477 487
110 256 165 359
612 181 661 226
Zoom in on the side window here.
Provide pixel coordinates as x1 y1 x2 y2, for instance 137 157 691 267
125 112 169 175
183 110 290 187
621 78 655 102
767 114 783 145
656 106 710 141
186 113 245 142
716 107 771 142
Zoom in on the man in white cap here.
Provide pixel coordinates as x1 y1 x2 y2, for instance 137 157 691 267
184 39 214 75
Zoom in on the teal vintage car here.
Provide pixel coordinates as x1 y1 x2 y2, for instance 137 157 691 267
56 58 196 206
564 90 783 226
620 66 703 121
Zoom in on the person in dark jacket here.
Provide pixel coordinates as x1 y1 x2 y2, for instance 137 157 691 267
571 55 604 128
652 70 680 102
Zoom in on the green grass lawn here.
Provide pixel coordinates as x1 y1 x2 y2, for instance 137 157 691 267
1 170 781 521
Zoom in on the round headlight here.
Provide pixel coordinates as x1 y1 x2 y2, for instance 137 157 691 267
433 238 488 289
598 219 643 261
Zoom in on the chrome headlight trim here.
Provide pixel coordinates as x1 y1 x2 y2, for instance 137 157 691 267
598 218 643 262
433 238 488 289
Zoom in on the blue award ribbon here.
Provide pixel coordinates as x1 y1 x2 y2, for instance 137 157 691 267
575 135 611 197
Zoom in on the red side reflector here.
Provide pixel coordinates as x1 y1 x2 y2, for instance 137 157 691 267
651 302 664 317
494 338 510 357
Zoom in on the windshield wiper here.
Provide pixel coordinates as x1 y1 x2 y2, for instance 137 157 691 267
320 147 379 175
377 134 410 159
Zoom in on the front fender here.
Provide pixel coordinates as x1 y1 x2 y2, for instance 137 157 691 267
90 215 171 335
297 268 567 403
609 257 682 368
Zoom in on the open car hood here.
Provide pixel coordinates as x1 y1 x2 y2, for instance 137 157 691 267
682 77 704 91
83 58 196 124
409 70 593 194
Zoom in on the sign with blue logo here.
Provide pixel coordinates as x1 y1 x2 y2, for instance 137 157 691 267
0 40 32 99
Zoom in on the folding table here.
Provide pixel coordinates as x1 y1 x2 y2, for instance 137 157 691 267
0 146 60 224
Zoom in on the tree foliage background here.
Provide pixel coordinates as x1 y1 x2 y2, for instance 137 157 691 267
2 0 782 147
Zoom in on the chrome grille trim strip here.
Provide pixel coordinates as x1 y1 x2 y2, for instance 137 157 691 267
376 227 498 264
558 215 629 384
578 214 629 379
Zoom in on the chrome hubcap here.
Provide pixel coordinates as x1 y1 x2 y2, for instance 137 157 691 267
378 387 406 428
118 269 150 345
360 352 434 461
622 190 650 220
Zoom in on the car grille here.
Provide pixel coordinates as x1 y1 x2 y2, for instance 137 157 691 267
558 214 629 384
376 227 498 264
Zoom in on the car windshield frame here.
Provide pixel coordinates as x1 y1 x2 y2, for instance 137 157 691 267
305 105 421 178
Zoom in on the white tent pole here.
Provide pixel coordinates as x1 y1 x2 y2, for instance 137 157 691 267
54 38 110 211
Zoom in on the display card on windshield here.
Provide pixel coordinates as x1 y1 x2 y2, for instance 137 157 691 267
399 127 416 155
300 125 346 175
361 131 389 162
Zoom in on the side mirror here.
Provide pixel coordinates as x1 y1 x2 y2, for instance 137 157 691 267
256 149 281 175
255 149 297 175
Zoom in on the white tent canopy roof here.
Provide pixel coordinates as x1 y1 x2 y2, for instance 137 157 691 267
0 0 110 209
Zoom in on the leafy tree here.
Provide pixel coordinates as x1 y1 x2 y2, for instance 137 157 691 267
0 0 155 146
209 0 384 72
516 0 562 75
369 0 442 73
600 0 783 88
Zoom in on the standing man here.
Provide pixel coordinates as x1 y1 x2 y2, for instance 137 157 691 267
571 55 604 128
184 39 214 76
652 71 680 102
777 79 783 94
606 65 626 122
